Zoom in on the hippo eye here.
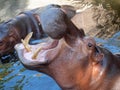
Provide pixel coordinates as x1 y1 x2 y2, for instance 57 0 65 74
88 43 93 48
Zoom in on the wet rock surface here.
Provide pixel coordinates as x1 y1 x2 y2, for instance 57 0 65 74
0 0 27 22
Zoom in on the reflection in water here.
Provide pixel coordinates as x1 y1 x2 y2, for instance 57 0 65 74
0 51 18 64
0 31 120 90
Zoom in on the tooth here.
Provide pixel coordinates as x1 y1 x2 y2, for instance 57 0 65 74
21 39 31 52
32 46 42 59
24 32 33 44
21 32 33 52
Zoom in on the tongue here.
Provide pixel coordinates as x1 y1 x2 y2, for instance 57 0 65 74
24 48 48 62
42 40 59 50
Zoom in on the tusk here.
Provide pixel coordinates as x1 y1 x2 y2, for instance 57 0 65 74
32 46 42 59
24 32 33 44
21 39 31 52
21 32 33 52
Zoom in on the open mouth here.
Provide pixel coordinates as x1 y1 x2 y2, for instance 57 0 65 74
15 32 59 65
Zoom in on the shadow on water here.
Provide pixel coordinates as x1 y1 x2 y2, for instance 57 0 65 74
1 31 120 90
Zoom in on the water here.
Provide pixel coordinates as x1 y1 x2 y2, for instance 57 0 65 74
0 31 120 90
95 31 120 53
0 62 61 90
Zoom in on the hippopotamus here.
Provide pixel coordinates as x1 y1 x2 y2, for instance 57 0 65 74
0 4 76 58
15 7 120 90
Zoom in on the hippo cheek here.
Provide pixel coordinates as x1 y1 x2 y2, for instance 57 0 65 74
0 41 13 55
0 31 20 55
15 39 59 67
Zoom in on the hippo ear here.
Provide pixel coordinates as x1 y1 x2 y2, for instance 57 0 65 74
92 46 104 64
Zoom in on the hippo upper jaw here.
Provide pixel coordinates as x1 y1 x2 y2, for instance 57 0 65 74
15 39 59 66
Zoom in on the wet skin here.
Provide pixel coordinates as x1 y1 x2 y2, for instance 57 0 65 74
0 4 76 57
15 9 120 90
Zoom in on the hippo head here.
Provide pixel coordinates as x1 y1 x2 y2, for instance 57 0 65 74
15 10 110 89
0 4 76 56
0 22 21 56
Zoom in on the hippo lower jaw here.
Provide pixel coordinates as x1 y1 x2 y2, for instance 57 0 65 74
15 38 59 66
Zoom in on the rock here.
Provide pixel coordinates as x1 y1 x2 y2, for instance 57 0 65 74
72 5 120 39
